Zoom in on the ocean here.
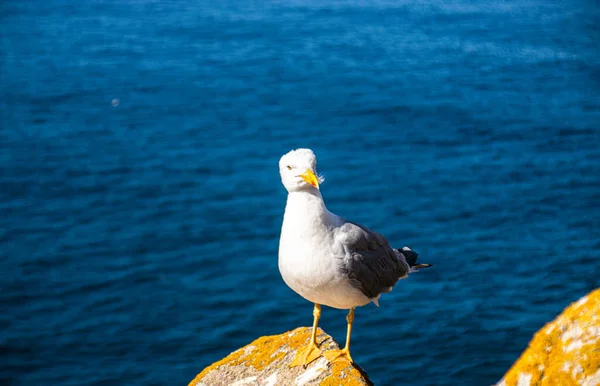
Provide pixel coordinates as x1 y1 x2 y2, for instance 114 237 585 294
1 1 599 385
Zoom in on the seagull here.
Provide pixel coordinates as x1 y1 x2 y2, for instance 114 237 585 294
278 148 432 368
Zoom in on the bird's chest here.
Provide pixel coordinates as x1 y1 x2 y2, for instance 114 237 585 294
278 223 338 290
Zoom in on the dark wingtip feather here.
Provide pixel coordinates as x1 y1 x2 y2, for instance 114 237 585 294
397 246 420 267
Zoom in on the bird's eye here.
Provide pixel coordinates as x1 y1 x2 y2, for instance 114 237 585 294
287 165 292 170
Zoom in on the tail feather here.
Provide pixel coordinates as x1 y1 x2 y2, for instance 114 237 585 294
397 246 433 272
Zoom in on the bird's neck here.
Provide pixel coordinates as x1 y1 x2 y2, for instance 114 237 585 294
284 190 331 227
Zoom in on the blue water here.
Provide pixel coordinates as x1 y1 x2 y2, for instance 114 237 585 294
1 1 599 385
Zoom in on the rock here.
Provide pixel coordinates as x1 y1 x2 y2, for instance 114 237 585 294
188 327 373 386
497 288 600 386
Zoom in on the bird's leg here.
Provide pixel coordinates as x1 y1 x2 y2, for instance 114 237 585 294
290 303 323 368
323 308 355 365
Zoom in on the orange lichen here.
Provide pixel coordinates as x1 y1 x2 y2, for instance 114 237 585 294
320 360 372 386
188 327 328 386
189 327 372 386
286 327 319 351
191 332 293 382
500 288 600 386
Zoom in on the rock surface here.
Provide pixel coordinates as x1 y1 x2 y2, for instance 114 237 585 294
497 288 600 386
188 327 373 386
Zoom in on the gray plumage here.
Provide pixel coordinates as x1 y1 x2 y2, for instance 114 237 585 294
333 220 410 300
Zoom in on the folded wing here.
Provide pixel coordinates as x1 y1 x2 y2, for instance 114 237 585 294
333 220 410 300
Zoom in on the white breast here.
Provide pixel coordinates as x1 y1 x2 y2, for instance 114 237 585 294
278 193 371 309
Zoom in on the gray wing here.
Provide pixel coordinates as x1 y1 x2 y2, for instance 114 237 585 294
333 220 410 299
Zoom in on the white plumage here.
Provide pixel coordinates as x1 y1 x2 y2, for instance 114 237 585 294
279 187 373 309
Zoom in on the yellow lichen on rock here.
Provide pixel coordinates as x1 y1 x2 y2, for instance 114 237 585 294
320 360 372 386
188 327 373 386
498 288 600 386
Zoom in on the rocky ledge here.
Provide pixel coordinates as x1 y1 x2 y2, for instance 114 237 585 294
188 327 372 386
497 288 600 386
190 289 600 386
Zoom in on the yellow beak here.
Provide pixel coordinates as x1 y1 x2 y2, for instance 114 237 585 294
300 169 319 188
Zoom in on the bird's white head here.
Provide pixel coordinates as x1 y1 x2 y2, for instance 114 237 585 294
279 148 324 192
